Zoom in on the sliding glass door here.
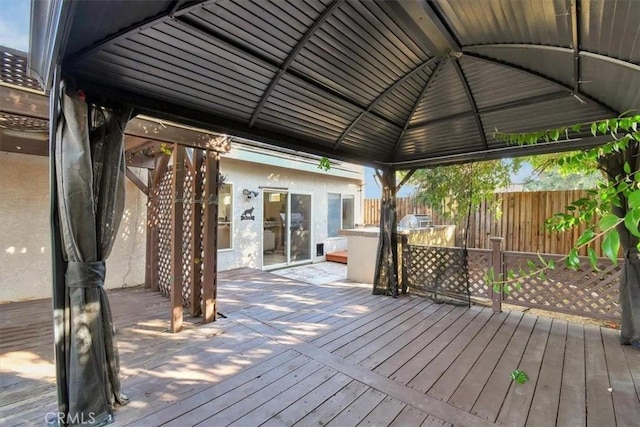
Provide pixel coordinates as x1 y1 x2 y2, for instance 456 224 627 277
263 190 312 268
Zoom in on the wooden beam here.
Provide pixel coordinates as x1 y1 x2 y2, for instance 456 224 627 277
125 167 148 196
190 150 205 317
125 136 156 154
396 168 416 193
170 144 185 333
201 151 220 323
126 152 155 169
125 116 231 153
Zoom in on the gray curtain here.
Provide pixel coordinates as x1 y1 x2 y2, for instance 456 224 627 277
54 82 132 425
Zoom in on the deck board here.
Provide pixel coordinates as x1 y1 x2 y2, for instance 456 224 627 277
525 319 568 427
556 322 586 427
584 324 616 427
1 267 638 427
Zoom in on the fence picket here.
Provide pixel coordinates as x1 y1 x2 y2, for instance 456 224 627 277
364 190 605 257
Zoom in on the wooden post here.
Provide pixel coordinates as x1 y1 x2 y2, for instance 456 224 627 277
490 236 503 313
170 144 185 333
190 150 204 317
373 168 399 297
202 151 220 323
401 233 410 294
144 169 153 288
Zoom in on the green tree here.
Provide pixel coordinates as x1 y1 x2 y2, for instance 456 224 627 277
491 115 640 349
521 166 602 191
409 160 518 245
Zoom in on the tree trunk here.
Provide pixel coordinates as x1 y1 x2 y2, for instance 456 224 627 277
373 168 398 296
599 141 640 348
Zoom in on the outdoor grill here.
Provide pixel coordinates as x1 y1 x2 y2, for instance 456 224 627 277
399 214 433 229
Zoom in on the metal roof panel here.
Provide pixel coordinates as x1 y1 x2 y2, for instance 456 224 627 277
435 0 572 47
410 61 472 126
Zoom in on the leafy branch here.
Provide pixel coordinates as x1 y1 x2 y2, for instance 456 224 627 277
486 114 640 293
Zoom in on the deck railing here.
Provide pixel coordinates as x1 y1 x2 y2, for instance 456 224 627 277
402 237 622 320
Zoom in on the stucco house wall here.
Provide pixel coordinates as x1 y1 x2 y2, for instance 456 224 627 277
1 145 364 302
218 156 363 271
0 152 148 302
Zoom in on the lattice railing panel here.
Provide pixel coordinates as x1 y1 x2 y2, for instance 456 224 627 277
468 249 491 300
157 171 173 297
503 251 621 319
408 245 470 304
198 159 207 309
181 167 194 307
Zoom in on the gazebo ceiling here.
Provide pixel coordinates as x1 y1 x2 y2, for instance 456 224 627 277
30 0 639 169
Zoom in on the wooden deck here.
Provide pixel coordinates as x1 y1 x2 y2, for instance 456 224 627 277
1 268 639 426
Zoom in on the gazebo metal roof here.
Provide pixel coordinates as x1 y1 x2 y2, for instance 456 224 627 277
30 0 639 168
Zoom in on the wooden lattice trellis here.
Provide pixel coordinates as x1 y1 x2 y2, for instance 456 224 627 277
503 251 621 320
467 249 491 300
404 241 622 320
407 245 471 305
156 171 173 297
181 168 194 307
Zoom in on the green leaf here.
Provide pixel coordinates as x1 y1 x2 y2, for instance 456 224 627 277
597 121 609 134
526 259 536 269
576 229 596 247
548 259 556 270
567 248 580 270
624 162 631 174
599 214 620 232
588 247 600 271
571 123 582 133
602 230 620 265
484 266 495 285
624 208 640 238
510 370 529 384
591 122 598 136
629 190 640 209
538 271 546 281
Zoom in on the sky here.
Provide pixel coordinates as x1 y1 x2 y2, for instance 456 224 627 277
0 0 30 51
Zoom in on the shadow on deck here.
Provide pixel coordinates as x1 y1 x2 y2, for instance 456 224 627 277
1 267 638 426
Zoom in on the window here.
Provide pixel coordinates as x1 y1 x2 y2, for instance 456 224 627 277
327 193 355 238
342 195 355 230
218 183 232 250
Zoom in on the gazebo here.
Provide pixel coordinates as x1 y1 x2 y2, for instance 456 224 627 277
27 0 639 425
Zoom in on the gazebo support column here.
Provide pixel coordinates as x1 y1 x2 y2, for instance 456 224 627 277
202 151 220 323
373 167 399 297
170 144 185 333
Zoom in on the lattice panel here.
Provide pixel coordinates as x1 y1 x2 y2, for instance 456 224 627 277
198 159 207 310
181 167 194 308
0 112 48 131
157 171 173 297
503 252 621 319
408 245 470 305
0 49 43 91
468 249 491 300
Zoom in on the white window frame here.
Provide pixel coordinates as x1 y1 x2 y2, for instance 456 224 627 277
327 193 355 238
218 182 233 251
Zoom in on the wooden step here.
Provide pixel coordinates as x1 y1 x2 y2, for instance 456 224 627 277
326 251 348 264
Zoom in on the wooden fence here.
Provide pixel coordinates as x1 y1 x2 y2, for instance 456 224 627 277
365 190 606 257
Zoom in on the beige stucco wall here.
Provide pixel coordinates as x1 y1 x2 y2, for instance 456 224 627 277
218 157 364 271
0 152 147 302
